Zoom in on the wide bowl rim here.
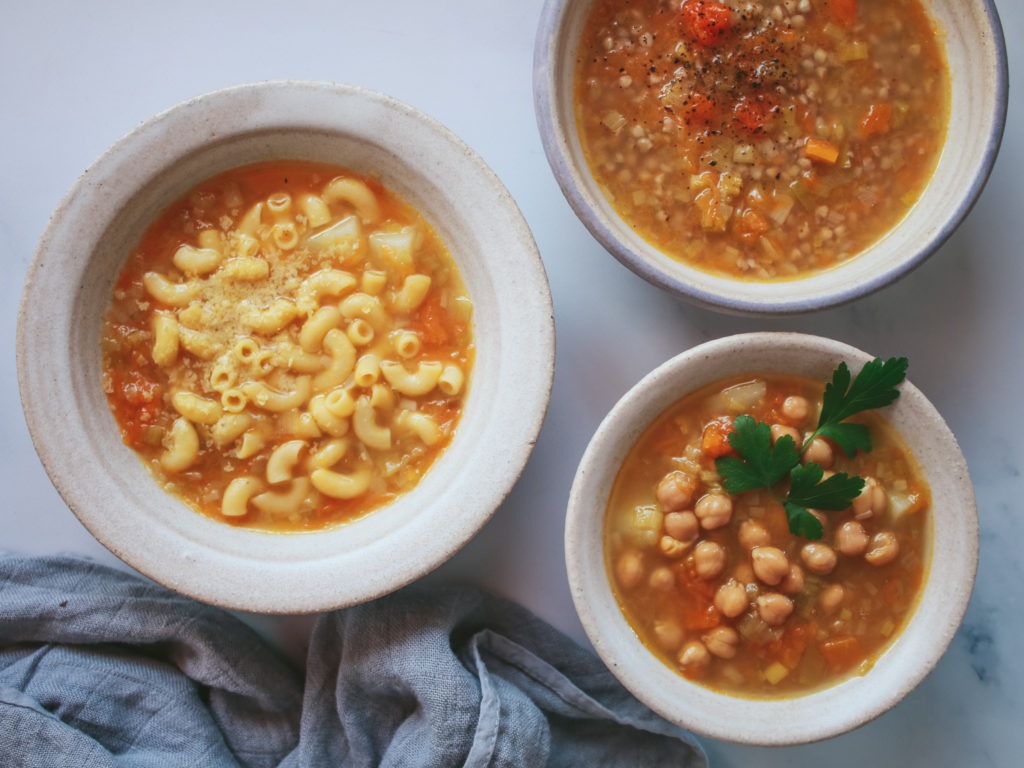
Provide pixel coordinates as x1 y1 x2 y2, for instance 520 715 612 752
565 332 978 744
17 79 556 613
533 0 1009 316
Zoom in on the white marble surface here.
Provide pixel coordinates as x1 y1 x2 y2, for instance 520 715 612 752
1 1 1020 764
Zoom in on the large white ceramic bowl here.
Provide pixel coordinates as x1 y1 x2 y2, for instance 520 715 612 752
566 333 977 744
534 0 1008 315
17 81 554 613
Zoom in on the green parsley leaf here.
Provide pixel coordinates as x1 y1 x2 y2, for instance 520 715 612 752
815 357 908 456
786 463 865 511
817 422 872 457
715 415 799 494
783 501 824 540
711 358 907 540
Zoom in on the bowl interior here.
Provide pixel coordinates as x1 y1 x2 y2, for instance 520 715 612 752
19 82 554 613
534 0 1007 315
566 333 977 744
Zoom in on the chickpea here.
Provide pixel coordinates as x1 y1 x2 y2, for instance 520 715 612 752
694 493 733 530
770 424 801 445
653 618 684 650
615 550 644 588
733 561 756 584
656 471 697 511
819 583 846 614
702 626 739 659
780 563 805 594
852 477 888 519
648 566 676 592
751 546 790 585
678 641 711 673
738 519 771 550
664 510 699 542
801 542 838 575
782 395 810 423
756 593 795 626
865 530 900 566
835 520 869 556
694 541 727 579
714 581 748 618
803 437 834 468
659 535 691 559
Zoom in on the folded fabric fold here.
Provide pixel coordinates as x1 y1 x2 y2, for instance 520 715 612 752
0 555 706 768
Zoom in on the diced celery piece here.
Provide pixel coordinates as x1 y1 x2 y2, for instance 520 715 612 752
838 41 869 62
788 179 815 210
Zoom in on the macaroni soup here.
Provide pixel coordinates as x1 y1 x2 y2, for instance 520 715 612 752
101 162 473 531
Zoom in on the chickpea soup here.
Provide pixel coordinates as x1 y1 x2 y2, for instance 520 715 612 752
101 161 474 532
575 0 950 279
605 371 930 697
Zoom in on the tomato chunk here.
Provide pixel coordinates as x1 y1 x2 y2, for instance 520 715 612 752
859 102 893 139
682 92 718 127
734 208 769 243
409 292 450 348
733 96 775 134
827 0 858 29
679 0 732 46
701 416 736 458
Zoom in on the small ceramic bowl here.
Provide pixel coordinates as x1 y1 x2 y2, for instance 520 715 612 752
566 333 977 745
534 0 1008 315
17 81 554 613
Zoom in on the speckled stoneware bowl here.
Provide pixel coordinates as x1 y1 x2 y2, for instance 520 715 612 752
17 81 554 613
566 333 977 745
534 0 1008 315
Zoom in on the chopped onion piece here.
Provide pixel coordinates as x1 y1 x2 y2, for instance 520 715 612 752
722 379 767 411
768 194 796 225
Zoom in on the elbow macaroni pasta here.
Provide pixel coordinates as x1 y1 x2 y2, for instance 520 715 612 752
100 161 473 531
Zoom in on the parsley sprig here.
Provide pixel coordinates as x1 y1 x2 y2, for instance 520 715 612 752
714 357 908 540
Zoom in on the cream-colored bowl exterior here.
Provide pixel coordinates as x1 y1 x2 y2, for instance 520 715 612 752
566 333 977 744
534 0 1008 315
18 81 554 613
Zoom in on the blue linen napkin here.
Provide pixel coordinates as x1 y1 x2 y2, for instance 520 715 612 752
0 555 706 767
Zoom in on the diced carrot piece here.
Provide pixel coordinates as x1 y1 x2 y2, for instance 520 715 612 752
819 636 864 673
776 622 812 669
701 416 735 458
804 138 840 164
827 0 858 29
858 102 893 139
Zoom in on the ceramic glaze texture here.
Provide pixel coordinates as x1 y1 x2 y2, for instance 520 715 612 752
533 0 1008 315
17 81 555 613
566 333 978 745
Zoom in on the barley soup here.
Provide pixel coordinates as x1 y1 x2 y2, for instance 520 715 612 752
575 0 949 279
